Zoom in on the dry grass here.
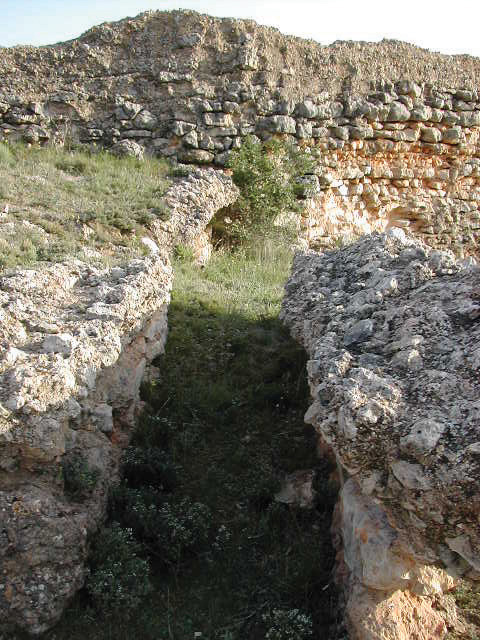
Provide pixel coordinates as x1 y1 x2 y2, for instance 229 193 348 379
0 142 170 270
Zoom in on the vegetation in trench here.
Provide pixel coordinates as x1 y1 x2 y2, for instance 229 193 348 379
446 579 480 639
43 246 339 640
212 136 315 249
86 523 152 617
0 141 170 269
62 453 99 500
4 136 340 638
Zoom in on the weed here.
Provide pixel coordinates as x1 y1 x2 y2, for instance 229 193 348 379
121 446 179 491
55 157 88 175
262 608 313 640
0 141 15 166
169 164 193 178
86 524 151 617
174 243 196 261
62 454 99 500
0 142 170 270
109 485 211 565
445 580 480 638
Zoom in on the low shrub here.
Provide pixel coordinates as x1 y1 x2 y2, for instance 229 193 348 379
109 485 211 564
55 156 88 175
130 412 174 450
86 523 151 617
212 136 315 248
156 497 212 562
121 446 179 491
174 243 196 262
169 164 193 178
62 454 99 499
262 608 313 640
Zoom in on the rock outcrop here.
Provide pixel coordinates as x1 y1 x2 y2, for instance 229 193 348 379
155 167 239 263
281 230 480 639
0 254 171 632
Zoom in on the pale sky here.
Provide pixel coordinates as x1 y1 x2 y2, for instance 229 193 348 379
1 0 479 57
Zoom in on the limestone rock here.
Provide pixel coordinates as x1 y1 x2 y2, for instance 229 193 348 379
151 168 239 264
261 115 297 134
282 230 480 639
421 127 442 143
133 109 157 130
0 254 172 633
177 149 214 164
110 138 144 159
387 101 411 122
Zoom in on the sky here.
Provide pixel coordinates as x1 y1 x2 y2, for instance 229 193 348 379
1 0 480 57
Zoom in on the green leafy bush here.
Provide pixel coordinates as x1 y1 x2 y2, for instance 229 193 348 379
262 608 313 640
212 136 315 247
173 243 196 262
169 164 193 178
110 485 211 564
130 412 173 450
122 446 179 491
86 524 151 617
157 497 211 561
62 454 99 499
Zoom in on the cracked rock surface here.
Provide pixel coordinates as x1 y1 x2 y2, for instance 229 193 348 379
281 229 480 639
0 254 172 633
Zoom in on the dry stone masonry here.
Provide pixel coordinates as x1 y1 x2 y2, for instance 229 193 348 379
281 230 480 639
2 11 480 256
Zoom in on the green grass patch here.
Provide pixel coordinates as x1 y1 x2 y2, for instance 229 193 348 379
0 142 170 270
43 248 339 640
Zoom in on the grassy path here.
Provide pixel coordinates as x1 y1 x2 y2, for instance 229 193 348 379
46 249 338 640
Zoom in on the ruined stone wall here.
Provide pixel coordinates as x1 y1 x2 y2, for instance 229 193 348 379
2 11 480 256
2 11 480 636
281 230 480 639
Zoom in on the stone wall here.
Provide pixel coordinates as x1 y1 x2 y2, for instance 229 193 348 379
281 230 480 639
2 10 480 256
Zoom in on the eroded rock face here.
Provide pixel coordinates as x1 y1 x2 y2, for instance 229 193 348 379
153 167 239 263
281 230 480 639
0 255 172 633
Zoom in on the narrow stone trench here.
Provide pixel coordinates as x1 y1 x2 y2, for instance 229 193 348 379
43 249 340 640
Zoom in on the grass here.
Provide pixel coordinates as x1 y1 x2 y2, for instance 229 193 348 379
40 246 339 640
445 580 480 639
0 142 170 270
